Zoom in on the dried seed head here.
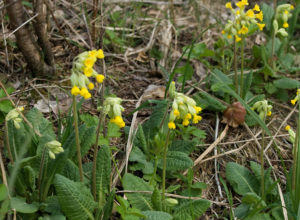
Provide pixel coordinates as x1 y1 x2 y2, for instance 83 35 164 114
222 102 246 128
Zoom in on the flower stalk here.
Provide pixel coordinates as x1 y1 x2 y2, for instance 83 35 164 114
73 96 84 182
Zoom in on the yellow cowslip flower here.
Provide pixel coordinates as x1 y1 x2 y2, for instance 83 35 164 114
80 87 88 97
246 9 255 18
96 74 105 83
71 86 80 96
256 11 263 22
284 10 289 15
267 111 272 116
83 92 91 99
168 121 176 129
182 119 189 126
84 57 96 68
291 99 297 105
174 109 180 117
97 49 104 59
88 82 94 90
253 4 260 12
235 35 242 42
185 113 192 120
110 116 125 128
221 30 225 34
236 0 248 9
225 2 232 9
257 23 265 31
84 67 93 77
285 125 291 131
194 106 202 114
88 50 98 58
239 26 248 35
192 114 202 124
283 22 289 28
291 5 294 10
236 10 240 15
227 34 232 39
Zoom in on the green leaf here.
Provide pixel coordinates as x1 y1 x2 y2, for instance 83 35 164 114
96 145 111 207
0 184 7 201
141 211 173 220
142 100 168 138
107 122 121 138
273 78 300 89
175 63 194 83
54 174 96 220
183 42 214 60
243 72 253 98
261 3 274 31
241 192 265 207
62 159 81 182
169 140 196 155
129 146 154 174
10 197 39 213
226 162 259 196
80 114 98 127
123 173 153 211
0 88 14 113
151 187 162 211
158 151 193 172
193 92 226 112
173 199 210 220
102 190 115 220
25 108 55 138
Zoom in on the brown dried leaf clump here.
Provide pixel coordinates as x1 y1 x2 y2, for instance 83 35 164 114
222 102 246 128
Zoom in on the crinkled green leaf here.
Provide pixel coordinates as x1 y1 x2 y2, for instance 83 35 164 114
54 174 96 220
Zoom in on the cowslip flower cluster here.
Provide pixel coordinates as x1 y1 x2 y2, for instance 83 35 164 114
290 89 300 105
5 106 24 129
70 49 105 99
285 125 295 144
273 4 294 37
168 82 202 130
252 100 272 120
46 140 64 159
222 0 265 42
103 97 125 128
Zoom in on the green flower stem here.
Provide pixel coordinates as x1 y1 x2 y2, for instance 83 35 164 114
150 156 158 185
233 38 238 94
92 112 105 200
73 96 84 182
38 147 46 201
271 0 277 71
162 129 170 204
4 121 14 164
240 37 245 98
261 126 265 201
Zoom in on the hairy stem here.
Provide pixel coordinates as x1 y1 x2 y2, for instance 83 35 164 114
38 147 46 202
240 38 245 98
261 128 265 201
271 0 277 71
4 121 14 164
233 38 238 94
73 96 84 182
162 129 170 204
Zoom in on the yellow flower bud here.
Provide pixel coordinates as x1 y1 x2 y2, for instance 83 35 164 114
253 4 260 12
84 67 93 77
285 125 291 131
96 74 105 83
97 49 104 59
168 121 176 129
71 86 80 96
88 83 94 90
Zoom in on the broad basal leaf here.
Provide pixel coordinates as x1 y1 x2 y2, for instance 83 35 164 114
141 211 173 220
158 151 193 172
173 199 210 220
10 197 39 214
54 174 96 220
96 145 111 207
226 162 259 196
123 173 153 211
